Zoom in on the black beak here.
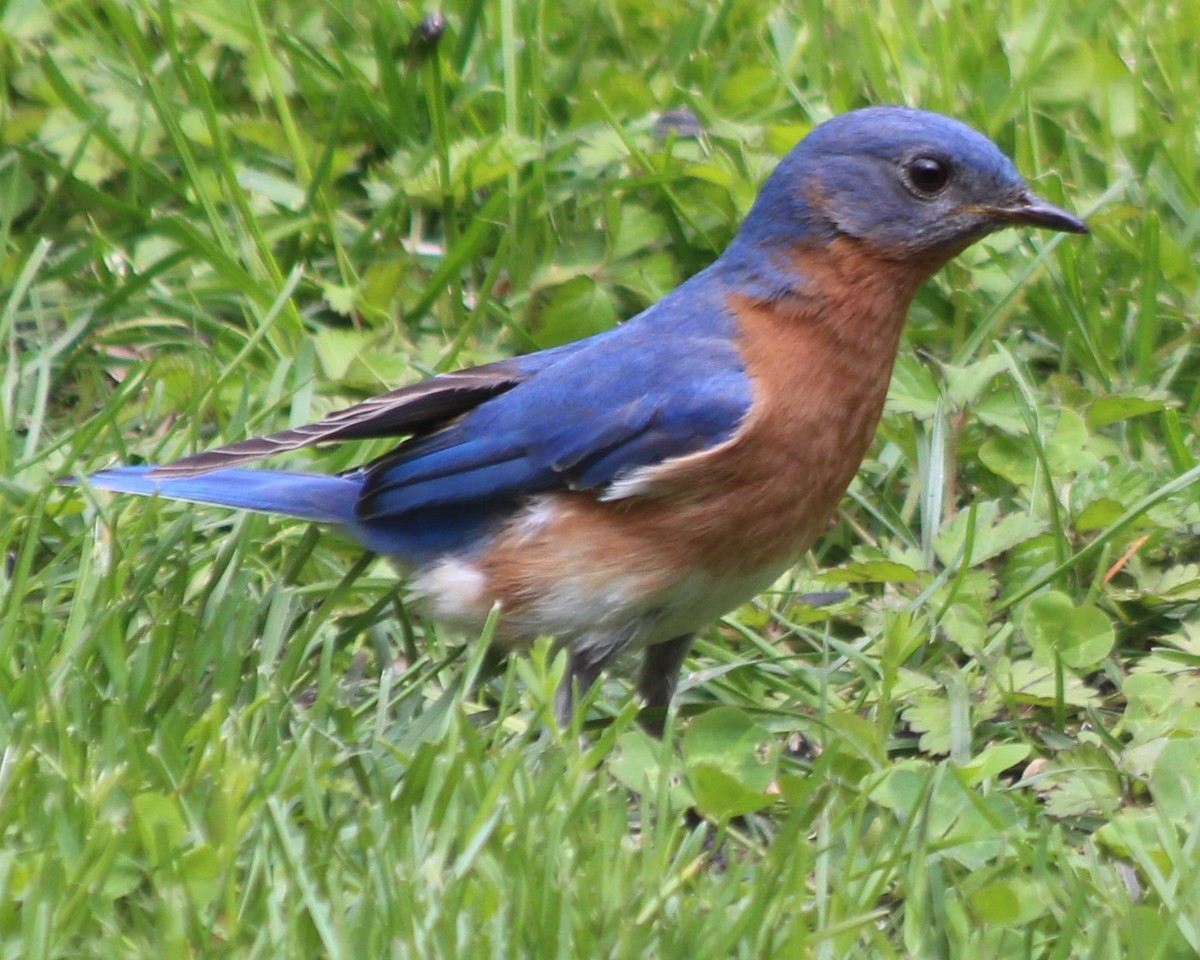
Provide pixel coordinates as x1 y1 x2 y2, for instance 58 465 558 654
993 190 1089 234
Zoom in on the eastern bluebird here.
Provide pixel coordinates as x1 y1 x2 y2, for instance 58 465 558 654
78 107 1088 729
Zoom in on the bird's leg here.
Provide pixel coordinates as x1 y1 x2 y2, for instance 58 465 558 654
554 648 605 729
554 624 644 728
636 633 695 737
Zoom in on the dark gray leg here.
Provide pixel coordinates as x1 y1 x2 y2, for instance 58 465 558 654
554 622 649 728
637 633 695 737
554 648 605 729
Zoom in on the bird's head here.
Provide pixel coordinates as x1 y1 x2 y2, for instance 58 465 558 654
738 106 1087 264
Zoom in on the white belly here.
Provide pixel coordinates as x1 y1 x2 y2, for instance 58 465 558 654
406 548 792 656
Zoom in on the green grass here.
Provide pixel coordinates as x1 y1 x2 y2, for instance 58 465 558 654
3 0 1200 955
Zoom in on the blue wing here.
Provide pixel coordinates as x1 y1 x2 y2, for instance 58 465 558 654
82 269 753 562
355 278 752 524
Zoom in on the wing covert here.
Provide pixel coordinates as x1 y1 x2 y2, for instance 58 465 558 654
357 314 753 522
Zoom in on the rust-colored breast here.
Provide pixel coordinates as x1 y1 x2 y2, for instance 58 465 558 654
474 238 934 633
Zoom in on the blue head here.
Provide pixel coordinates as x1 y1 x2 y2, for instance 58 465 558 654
733 106 1087 263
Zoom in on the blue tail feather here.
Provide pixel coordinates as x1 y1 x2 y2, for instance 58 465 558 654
83 467 363 525
76 466 505 562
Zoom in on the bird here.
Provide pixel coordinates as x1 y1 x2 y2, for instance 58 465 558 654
75 106 1088 731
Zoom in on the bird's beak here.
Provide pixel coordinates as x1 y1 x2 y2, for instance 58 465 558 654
989 190 1089 234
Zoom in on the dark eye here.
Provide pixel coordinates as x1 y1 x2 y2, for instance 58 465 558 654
906 156 951 196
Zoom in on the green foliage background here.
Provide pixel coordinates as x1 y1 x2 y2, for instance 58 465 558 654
2 0 1199 956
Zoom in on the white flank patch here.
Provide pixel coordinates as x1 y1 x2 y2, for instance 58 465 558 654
407 558 489 627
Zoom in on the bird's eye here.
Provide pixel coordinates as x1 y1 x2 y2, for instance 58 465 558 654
905 156 951 196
